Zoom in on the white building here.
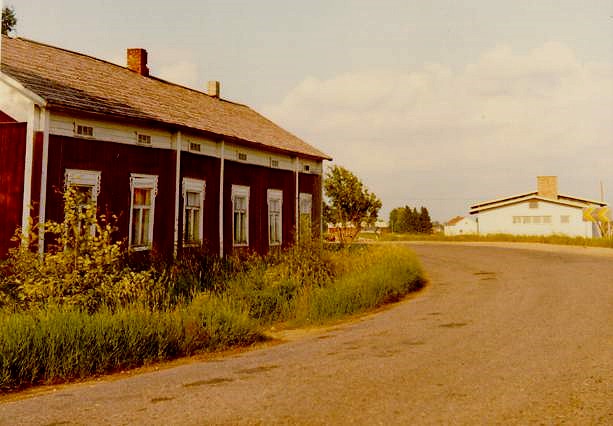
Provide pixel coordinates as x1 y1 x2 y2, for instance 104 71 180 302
470 176 606 238
444 216 478 236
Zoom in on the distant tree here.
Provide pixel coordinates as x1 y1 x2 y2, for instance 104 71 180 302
388 205 433 234
389 207 403 233
418 207 433 234
324 165 382 244
1 6 17 36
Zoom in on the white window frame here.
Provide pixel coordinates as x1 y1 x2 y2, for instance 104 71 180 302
129 173 158 250
64 169 101 237
267 189 283 246
232 185 250 247
182 178 206 246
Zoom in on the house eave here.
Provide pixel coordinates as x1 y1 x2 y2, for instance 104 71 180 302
47 104 331 162
470 195 600 215
0 72 47 107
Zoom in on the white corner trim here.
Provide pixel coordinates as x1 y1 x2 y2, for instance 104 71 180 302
0 73 47 107
173 131 182 257
37 108 51 255
219 140 225 257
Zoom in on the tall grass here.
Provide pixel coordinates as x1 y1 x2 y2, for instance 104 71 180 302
0 296 259 391
0 243 424 392
303 245 424 323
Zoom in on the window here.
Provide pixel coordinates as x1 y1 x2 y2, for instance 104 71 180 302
232 185 249 246
513 216 521 224
268 189 283 246
129 174 158 250
270 158 279 168
189 142 201 152
561 215 570 224
75 124 94 137
522 216 531 224
299 193 313 239
64 169 101 236
182 178 205 245
543 216 552 224
137 133 152 146
529 201 538 209
237 152 247 161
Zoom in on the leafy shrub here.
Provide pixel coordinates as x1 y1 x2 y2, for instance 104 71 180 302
0 188 156 312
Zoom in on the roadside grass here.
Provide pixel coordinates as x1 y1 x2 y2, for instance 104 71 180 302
301 245 424 324
0 296 260 391
376 232 613 248
0 243 424 392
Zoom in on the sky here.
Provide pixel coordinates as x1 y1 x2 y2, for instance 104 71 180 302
4 0 613 222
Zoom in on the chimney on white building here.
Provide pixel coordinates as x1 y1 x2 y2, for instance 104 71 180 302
537 176 558 199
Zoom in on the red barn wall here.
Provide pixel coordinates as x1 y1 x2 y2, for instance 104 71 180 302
0 122 27 258
223 161 296 256
0 111 17 122
45 135 177 257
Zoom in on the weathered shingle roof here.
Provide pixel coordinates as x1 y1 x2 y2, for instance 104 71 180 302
0 36 331 160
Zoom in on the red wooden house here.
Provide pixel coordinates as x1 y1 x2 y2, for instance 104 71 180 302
0 36 330 258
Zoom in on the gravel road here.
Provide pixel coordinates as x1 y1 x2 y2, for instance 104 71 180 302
1 242 612 425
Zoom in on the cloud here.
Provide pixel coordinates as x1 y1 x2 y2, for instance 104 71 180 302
263 42 613 220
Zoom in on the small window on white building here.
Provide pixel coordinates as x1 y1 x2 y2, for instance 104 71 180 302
533 216 542 224
182 178 205 246
522 216 531 224
137 133 152 146
561 215 570 224
543 216 552 224
232 185 249 246
64 169 101 236
512 216 521 224
75 124 94 137
268 189 283 246
299 193 313 239
529 201 538 209
129 173 158 250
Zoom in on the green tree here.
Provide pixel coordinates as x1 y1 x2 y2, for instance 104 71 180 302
418 206 433 234
1 6 17 36
388 205 433 234
324 165 382 244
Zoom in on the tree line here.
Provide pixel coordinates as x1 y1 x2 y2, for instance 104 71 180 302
389 206 433 234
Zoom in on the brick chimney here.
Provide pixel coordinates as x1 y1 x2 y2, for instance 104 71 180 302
127 48 149 77
208 80 220 98
537 176 558 199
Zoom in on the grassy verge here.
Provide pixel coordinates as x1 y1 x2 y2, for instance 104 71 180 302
0 244 424 392
0 296 259 391
301 245 424 323
375 232 613 248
